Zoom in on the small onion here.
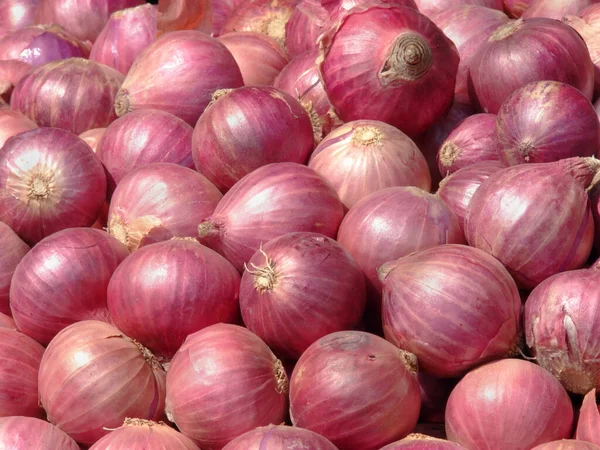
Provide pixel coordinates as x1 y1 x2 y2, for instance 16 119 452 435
79 127 105 152
531 442 600 450
223 425 340 450
0 312 16 328
0 417 79 450
0 60 31 103
576 389 600 445
522 0 595 19
0 107 36 148
414 0 502 18
0 0 40 30
503 0 534 17
445 359 574 450
379 436 467 449
0 221 28 316
165 323 289 450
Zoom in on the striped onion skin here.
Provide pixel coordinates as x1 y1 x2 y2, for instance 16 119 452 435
222 425 339 450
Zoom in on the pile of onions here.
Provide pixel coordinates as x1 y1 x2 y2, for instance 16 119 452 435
0 327 44 417
223 425 340 450
503 0 534 17
0 221 28 316
192 86 314 192
197 162 344 271
0 107 36 148
446 359 573 450
39 320 166 446
11 57 124 134
495 81 599 165
217 32 289 85
0 313 15 329
289 330 421 450
531 442 600 450
379 436 466 449
468 18 594 114
0 128 107 245
522 0 595 19
165 323 289 449
308 120 431 209
108 239 241 361
576 389 600 445
0 0 40 30
10 228 128 345
437 113 498 175
79 127 105 152
413 0 502 18
0 60 31 102
0 417 79 450
90 4 157 75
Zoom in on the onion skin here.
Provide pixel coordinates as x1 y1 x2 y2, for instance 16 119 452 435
39 320 166 446
414 0 502 18
192 86 314 192
222 425 339 450
0 128 107 245
107 163 222 252
157 0 212 35
0 0 40 30
211 0 246 36
0 221 28 316
531 442 600 450
79 127 105 152
0 312 16 328
576 389 600 445
503 0 534 17
165 323 289 450
0 60 31 103
115 30 243 126
446 359 574 450
379 437 467 449
0 417 79 450
522 0 596 19
308 120 431 210
0 107 36 149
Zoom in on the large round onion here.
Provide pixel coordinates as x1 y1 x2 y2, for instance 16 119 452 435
576 389 600 445
0 107 36 148
522 0 595 19
39 320 166 446
165 323 289 450
318 4 459 136
414 0 502 18
531 442 600 450
79 127 105 152
0 128 106 245
446 359 574 450
0 60 32 103
290 330 421 450
223 425 340 450
115 30 243 126
197 162 344 272
0 417 79 450
308 120 431 209
0 0 40 30
192 86 314 192
0 221 28 316
108 163 222 252
380 437 467 449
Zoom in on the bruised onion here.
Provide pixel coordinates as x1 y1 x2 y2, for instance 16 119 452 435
223 425 340 450
79 127 105 152
414 0 502 18
0 221 28 316
379 437 467 449
0 60 31 103
0 107 36 148
576 389 600 445
0 0 40 30
522 0 595 19
531 441 600 450
0 313 15 329
0 417 79 450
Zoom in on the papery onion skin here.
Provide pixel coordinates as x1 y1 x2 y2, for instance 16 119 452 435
446 359 574 450
39 320 166 446
576 389 600 445
115 30 243 126
165 323 289 450
379 436 467 449
0 0 41 30
0 60 31 103
223 425 340 450
0 417 79 450
0 221 28 316
79 127 105 153
531 442 600 450
522 0 595 19
157 0 212 35
0 128 107 245
108 163 222 252
192 86 314 193
502 0 534 17
0 312 16 328
414 0 502 18
0 107 36 148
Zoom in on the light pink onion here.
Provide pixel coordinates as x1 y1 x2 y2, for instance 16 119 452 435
414 0 502 18
0 107 36 148
165 323 289 450
0 417 79 450
107 163 222 252
79 127 105 152
223 425 340 450
531 441 600 450
523 0 596 19
576 389 600 445
0 221 28 316
0 60 31 103
0 312 15 328
502 0 534 17
157 0 213 35
380 437 467 449
0 0 40 30
211 0 246 35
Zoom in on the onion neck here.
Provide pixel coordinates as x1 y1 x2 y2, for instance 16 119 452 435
273 359 289 394
264 12 288 44
114 89 130 117
352 126 382 147
582 157 600 191
490 18 523 41
244 246 279 292
123 418 164 428
197 219 221 240
399 349 419 375
380 33 432 84
516 141 534 162
404 433 445 441
133 340 164 373
108 216 130 249
27 172 54 202
210 88 233 105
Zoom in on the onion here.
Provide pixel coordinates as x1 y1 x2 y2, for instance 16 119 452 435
0 327 44 417
0 312 15 328
576 389 600 445
0 0 40 30
223 425 340 450
115 30 243 126
108 163 222 252
165 323 289 450
468 18 595 114
319 4 459 136
0 417 79 450
379 436 467 449
0 221 28 316
157 0 212 35
284 0 337 58
446 359 574 450
414 0 502 18
39 320 166 446
197 162 344 272
217 32 289 86
289 330 421 450
0 60 31 103
531 442 600 450
192 86 314 192
503 0 534 17
0 128 107 245
0 107 36 148
418 373 458 424
522 0 595 19
79 127 105 153
212 0 246 36
496 81 599 165
90 4 157 75
308 120 431 209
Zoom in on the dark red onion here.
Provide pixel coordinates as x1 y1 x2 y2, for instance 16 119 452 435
0 417 79 450
414 0 502 18
522 0 595 19
192 86 314 192
0 128 107 245
211 0 246 35
0 0 40 30
0 221 28 316
115 30 243 126
157 0 213 35
0 312 15 328
379 437 467 449
165 323 289 450
79 127 105 152
532 442 600 450
446 359 574 450
223 425 339 450
107 163 222 252
0 60 31 103
502 0 534 17
418 373 459 424
0 106 36 148
576 389 600 445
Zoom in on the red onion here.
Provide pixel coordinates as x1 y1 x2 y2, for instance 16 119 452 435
532 442 600 450
308 120 431 209
0 60 31 103
223 425 340 450
217 32 288 85
115 30 243 126
0 327 44 417
446 359 574 450
418 373 458 424
379 437 467 449
0 128 107 245
576 389 600 445
157 0 213 35
0 0 40 30
0 312 15 328
90 4 157 75
0 106 36 148
496 81 599 165
108 163 222 252
289 330 421 450
468 18 595 114
503 0 534 17
197 162 344 272
0 221 28 316
0 417 79 450
39 320 166 446
165 323 288 450
284 0 336 58
523 0 596 19
79 127 105 152
414 0 502 18
212 0 246 36
192 86 314 192
319 4 459 136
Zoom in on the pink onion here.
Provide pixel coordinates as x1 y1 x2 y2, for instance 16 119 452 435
522 0 596 19
308 120 431 209
165 323 289 450
418 373 458 424
503 0 534 17
379 437 467 449
531 441 600 450
284 0 337 58
157 0 212 35
115 30 243 126
197 162 344 272
0 128 107 245
468 18 595 114
0 106 36 148
414 0 502 18
223 425 340 450
108 163 222 252
0 0 40 30
0 221 28 316
289 330 421 450
192 86 314 192
319 4 459 136
446 359 574 450
0 312 15 328
0 60 31 103
211 0 246 35
39 320 166 446
90 4 157 75
576 389 600 445
79 127 105 152
0 417 79 450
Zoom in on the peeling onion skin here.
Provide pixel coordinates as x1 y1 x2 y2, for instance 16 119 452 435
0 221 28 316
222 425 340 450
414 0 502 18
576 389 600 445
0 0 41 31
445 359 574 450
284 0 338 59
0 60 32 103
531 441 600 450
0 417 80 450
79 127 106 153
379 435 467 449
0 107 37 149
522 0 596 19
